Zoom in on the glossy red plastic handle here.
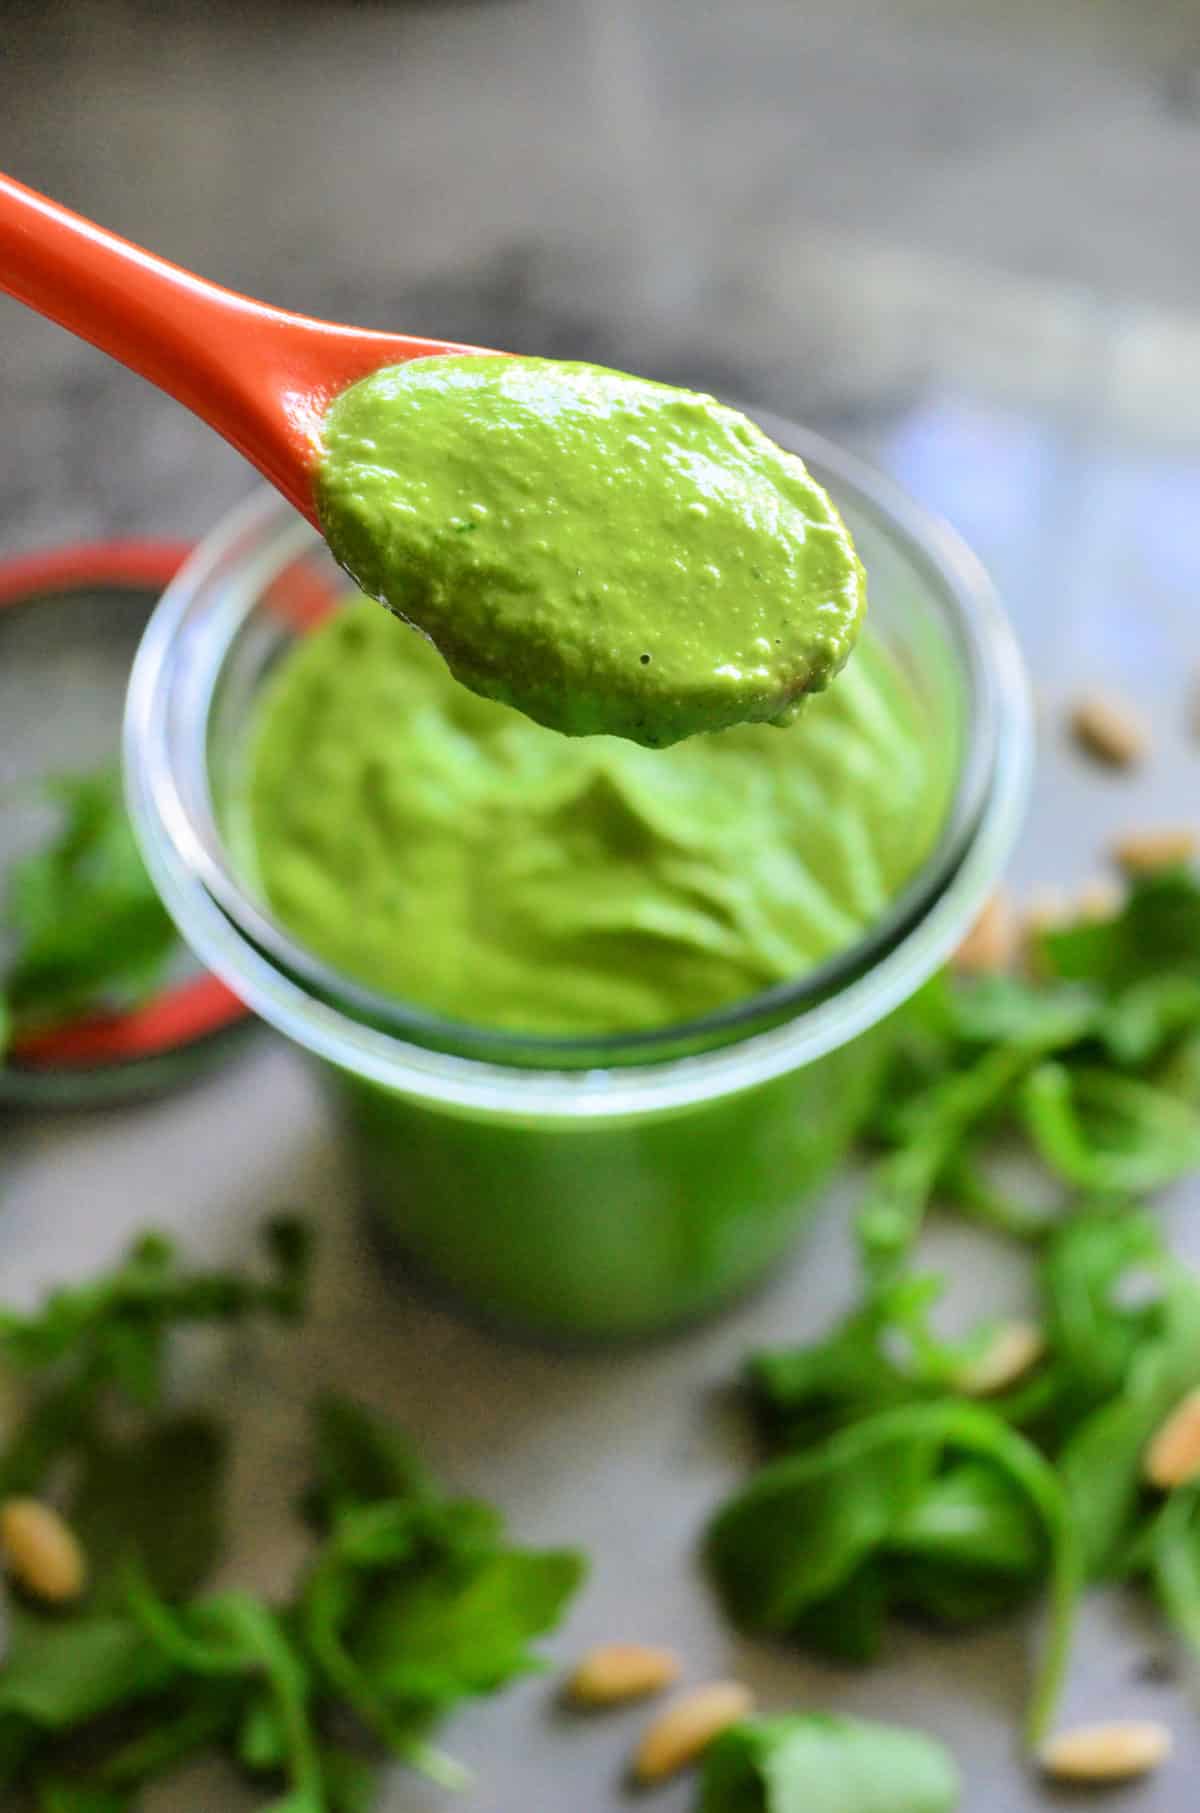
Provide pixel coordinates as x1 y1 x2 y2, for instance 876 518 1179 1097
0 172 488 525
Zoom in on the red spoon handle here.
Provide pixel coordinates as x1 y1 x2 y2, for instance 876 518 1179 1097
0 172 477 525
0 173 323 518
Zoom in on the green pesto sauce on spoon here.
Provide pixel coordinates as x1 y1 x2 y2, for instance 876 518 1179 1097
242 600 950 1038
315 355 865 748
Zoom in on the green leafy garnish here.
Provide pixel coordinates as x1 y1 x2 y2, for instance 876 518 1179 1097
0 1216 310 1502
298 1401 585 1778
1123 1481 1200 1655
708 1401 1079 1744
0 1243 583 1811
700 1713 960 1813
72 1417 228 1603
710 865 1200 1759
854 870 1200 1277
3 768 177 1037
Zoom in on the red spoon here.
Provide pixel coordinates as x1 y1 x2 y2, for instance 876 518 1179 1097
0 171 489 525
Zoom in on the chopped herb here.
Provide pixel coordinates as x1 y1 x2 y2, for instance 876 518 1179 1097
0 1241 583 1811
708 1400 1079 1745
710 865 1200 1760
700 1713 961 1813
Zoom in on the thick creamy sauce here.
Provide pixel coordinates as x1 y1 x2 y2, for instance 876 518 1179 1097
315 355 865 748
243 600 950 1037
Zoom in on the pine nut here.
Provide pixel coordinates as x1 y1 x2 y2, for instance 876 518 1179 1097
566 1642 681 1706
959 1321 1045 1397
632 1681 753 1783
1040 1720 1172 1783
1112 827 1197 876
1070 692 1147 767
1145 1387 1200 1490
0 1498 87 1603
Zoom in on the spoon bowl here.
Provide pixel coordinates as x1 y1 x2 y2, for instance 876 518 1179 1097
0 171 866 748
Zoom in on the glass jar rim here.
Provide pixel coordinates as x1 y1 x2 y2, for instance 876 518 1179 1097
125 417 1031 1121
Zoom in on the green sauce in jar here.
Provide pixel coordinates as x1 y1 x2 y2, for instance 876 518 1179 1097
241 598 949 1038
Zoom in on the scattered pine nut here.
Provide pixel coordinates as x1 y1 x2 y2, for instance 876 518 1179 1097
1039 1719 1172 1784
1112 827 1197 875
959 1321 1045 1397
1145 1387 1200 1490
1069 692 1147 768
0 1498 87 1604
952 892 1016 976
632 1681 753 1783
566 1642 681 1706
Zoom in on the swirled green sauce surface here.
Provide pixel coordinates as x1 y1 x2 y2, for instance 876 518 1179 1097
243 600 950 1037
315 356 865 748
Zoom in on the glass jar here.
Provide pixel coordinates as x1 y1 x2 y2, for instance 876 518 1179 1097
125 416 1031 1339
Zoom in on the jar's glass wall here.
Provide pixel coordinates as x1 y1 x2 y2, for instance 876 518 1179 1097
126 425 1030 1336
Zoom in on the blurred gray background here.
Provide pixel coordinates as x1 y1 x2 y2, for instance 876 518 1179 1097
4 5 1200 1810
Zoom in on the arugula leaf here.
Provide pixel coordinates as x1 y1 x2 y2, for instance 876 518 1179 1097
0 1217 309 1511
858 1025 1088 1277
2 1387 587 1811
96 1689 240 1790
887 1459 1046 1623
353 1544 584 1701
1021 1063 1200 1194
0 1218 310 1384
1059 1289 1200 1575
700 1714 960 1813
299 1438 585 1765
126 1579 326 1811
938 1136 1061 1244
0 1607 174 1731
0 1227 322 1808
1039 868 1200 994
4 768 176 1032
305 1394 432 1528
72 1417 227 1603
707 1419 932 1635
1013 1208 1200 1571
1026 1208 1165 1450
859 880 1200 1280
36 1784 131 1813
1124 1483 1200 1655
318 1747 378 1813
940 974 1101 1053
1098 976 1200 1065
708 1401 1080 1746
748 1276 952 1447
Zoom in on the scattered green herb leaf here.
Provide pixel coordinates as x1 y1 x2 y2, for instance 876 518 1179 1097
714 868 1200 1763
708 1401 1079 1745
0 1239 583 1812
699 1713 961 1813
